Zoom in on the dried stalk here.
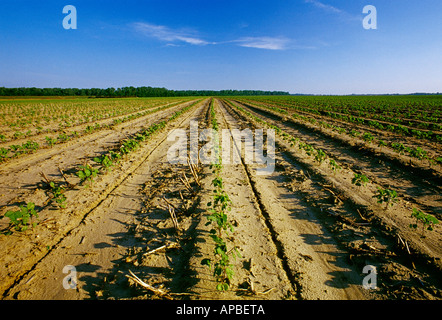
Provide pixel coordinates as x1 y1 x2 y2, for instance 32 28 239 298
164 198 179 231
58 166 75 188
187 157 200 186
126 270 172 299
179 172 194 194
39 171 52 184
162 196 181 214
143 241 180 256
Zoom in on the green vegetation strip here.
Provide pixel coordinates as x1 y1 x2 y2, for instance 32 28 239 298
201 99 241 291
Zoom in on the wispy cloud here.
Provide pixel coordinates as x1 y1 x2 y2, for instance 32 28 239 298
132 22 210 46
305 0 343 14
132 22 311 51
234 36 290 50
305 0 361 21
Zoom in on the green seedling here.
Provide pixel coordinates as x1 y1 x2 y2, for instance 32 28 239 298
22 140 39 152
13 131 23 139
303 143 315 156
3 202 38 233
391 142 406 155
362 132 374 143
377 140 387 148
329 159 341 172
120 138 139 154
76 164 99 187
314 149 327 164
57 133 69 143
0 147 9 161
93 154 114 171
9 144 22 152
49 181 67 208
108 150 122 162
410 208 439 237
45 136 57 147
408 147 428 160
352 173 369 187
350 130 360 137
373 187 397 209
202 99 241 291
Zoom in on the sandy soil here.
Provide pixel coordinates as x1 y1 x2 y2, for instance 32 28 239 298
0 97 440 300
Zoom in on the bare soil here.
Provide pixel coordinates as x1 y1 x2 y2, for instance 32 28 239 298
0 98 440 300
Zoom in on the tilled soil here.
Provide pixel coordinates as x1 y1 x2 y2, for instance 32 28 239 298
0 97 440 300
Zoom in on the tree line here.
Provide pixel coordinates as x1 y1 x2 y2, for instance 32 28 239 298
0 87 290 97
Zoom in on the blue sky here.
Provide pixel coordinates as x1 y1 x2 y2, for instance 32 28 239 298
0 0 441 94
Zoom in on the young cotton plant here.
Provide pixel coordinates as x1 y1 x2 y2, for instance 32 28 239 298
410 208 439 237
3 202 38 234
373 187 397 209
352 173 369 187
76 164 99 187
49 181 67 209
314 149 327 164
328 159 341 173
93 154 114 171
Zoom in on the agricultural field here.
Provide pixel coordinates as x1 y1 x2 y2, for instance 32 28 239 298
0 96 441 300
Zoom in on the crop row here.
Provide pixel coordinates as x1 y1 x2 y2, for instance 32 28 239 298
223 99 439 237
243 95 442 123
0 100 193 163
0 97 193 142
234 99 442 166
201 99 241 291
237 96 442 141
1 100 201 235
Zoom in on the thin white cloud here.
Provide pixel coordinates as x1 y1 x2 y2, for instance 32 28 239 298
305 0 343 14
132 22 210 46
132 22 312 51
305 0 361 21
234 37 290 50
